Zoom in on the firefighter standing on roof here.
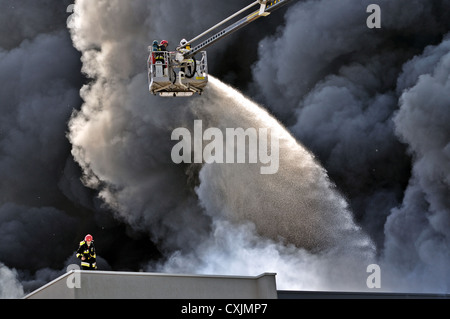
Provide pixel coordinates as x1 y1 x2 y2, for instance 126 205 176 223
77 234 97 270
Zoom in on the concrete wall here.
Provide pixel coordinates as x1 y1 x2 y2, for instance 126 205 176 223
24 271 277 299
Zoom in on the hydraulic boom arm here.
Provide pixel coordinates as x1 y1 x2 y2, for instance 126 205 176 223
182 0 294 59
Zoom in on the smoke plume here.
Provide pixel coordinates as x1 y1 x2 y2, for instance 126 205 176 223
1 0 450 297
382 36 450 292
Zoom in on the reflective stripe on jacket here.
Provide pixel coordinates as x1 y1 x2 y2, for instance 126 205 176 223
76 241 97 269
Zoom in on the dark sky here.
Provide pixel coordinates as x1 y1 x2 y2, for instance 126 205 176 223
1 0 450 297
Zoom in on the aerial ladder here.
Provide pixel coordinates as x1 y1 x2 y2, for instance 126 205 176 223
148 0 294 97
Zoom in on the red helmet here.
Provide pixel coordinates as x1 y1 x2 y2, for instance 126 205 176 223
85 234 93 242
160 40 168 46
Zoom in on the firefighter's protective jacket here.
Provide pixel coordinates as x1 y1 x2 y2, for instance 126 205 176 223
76 241 97 269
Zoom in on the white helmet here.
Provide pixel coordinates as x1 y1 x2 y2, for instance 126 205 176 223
180 38 188 46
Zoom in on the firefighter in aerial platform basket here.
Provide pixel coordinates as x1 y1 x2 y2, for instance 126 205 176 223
154 40 169 75
177 38 195 77
76 234 97 270
151 40 159 64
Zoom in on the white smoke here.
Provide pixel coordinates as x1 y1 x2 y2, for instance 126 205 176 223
0 263 24 299
67 0 376 292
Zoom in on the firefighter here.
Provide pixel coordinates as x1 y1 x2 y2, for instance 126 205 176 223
155 40 169 75
159 40 169 51
151 40 159 64
178 39 194 77
179 38 190 51
76 234 97 270
151 40 159 51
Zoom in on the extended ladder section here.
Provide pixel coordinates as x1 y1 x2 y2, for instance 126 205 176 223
183 0 294 59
